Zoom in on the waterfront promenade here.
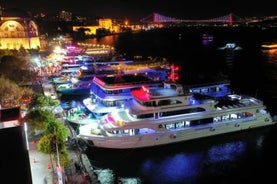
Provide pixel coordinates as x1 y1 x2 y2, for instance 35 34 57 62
28 139 54 184
28 82 100 184
28 138 99 184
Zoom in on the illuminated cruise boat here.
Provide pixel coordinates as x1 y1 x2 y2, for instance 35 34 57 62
78 82 276 149
83 71 166 118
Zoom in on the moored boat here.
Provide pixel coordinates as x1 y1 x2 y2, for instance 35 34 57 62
55 80 92 95
52 75 72 85
83 72 166 118
66 105 99 125
77 81 276 149
218 42 242 51
261 42 277 50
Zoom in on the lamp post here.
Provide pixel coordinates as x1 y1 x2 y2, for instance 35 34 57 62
55 128 63 184
56 141 63 184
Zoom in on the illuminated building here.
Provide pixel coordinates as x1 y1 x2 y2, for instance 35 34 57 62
73 18 120 36
98 19 113 30
0 8 41 50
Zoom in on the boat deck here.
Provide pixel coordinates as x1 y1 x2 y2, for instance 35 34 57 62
214 94 262 109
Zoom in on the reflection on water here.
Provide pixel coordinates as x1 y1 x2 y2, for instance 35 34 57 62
261 48 277 115
85 35 119 46
85 126 277 184
207 141 246 163
141 153 202 183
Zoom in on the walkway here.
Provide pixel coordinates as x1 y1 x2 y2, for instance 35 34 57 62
28 137 100 184
28 139 54 184
28 79 100 184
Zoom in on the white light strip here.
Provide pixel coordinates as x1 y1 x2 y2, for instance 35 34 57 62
24 123 29 150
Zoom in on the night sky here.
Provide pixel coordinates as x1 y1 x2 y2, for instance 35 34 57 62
0 0 276 21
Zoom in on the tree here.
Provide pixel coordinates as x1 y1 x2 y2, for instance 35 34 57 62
0 76 33 108
37 131 69 167
37 133 57 154
43 118 68 141
96 28 111 37
37 119 69 169
25 109 55 136
0 54 38 83
26 91 70 169
72 27 90 40
28 93 59 111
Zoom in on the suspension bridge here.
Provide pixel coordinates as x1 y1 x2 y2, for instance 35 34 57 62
140 13 244 26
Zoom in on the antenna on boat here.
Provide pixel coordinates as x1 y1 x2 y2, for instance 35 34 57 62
114 61 124 83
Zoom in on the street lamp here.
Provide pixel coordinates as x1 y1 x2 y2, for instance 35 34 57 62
55 127 64 184
56 140 63 184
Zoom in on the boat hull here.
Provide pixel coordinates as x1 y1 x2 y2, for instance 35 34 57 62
78 116 275 149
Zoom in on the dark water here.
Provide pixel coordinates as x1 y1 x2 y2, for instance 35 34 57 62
65 27 277 183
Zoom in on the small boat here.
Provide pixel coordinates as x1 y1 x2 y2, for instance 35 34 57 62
202 33 214 40
218 43 242 51
52 75 72 85
55 80 92 95
261 42 277 50
66 106 99 125
78 81 276 149
202 33 214 45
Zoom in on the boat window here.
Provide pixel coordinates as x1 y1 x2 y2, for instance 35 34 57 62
164 121 186 130
106 89 123 94
139 128 155 134
190 118 213 126
175 121 185 128
237 112 244 118
144 101 154 107
222 115 230 120
104 126 155 136
201 88 209 93
245 112 253 117
214 116 222 122
165 123 175 129
185 121 190 126
158 99 181 106
259 109 267 114
213 111 254 123
161 107 205 117
104 100 116 107
230 113 238 119
115 100 126 107
137 113 154 119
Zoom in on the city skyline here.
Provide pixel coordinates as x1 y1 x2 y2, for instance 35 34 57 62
0 0 276 21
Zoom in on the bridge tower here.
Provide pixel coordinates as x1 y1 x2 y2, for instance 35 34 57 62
229 13 233 26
